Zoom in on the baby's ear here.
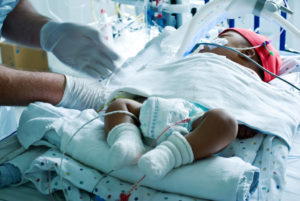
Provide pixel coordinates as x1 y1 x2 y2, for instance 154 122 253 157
238 48 256 59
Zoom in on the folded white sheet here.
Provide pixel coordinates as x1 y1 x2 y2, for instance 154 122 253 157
17 102 259 201
22 148 209 201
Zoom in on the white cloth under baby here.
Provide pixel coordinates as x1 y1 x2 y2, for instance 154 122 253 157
139 97 205 145
17 103 82 149
17 102 260 201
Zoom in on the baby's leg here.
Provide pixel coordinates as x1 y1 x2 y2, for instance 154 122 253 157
138 108 238 179
104 98 142 135
186 108 238 160
104 99 145 170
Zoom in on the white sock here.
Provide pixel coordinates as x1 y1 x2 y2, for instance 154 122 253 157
138 131 194 179
107 123 145 170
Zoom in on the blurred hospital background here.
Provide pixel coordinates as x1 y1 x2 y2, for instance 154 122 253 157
0 0 299 77
23 0 300 75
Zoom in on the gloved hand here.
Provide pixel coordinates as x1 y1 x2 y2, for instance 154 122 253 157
40 21 119 78
57 75 110 111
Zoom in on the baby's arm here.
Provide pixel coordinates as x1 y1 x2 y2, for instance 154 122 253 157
104 98 142 136
237 125 257 139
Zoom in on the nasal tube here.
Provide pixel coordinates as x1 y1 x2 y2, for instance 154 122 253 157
191 37 228 54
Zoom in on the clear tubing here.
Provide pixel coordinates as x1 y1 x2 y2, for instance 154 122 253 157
176 0 231 57
265 11 300 41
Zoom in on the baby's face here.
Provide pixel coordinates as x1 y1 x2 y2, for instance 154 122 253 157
199 31 249 62
199 31 263 79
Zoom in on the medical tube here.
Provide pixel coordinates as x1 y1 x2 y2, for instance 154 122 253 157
264 11 300 41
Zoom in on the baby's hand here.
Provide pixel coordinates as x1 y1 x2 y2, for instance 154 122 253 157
237 125 257 139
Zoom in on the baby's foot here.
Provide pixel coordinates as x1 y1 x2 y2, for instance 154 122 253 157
107 123 145 170
138 141 176 179
109 139 144 170
138 131 194 179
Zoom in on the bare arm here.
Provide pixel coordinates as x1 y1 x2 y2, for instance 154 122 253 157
237 125 258 139
2 0 50 48
0 65 65 106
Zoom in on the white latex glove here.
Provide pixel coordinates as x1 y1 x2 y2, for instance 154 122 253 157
40 21 119 77
57 75 110 111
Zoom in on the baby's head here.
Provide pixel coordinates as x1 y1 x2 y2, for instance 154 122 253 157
200 28 282 82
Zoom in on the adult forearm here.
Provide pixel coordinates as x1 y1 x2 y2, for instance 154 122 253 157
0 65 65 106
2 0 50 48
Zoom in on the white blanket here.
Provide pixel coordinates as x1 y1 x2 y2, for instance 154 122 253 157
107 53 300 147
16 52 300 201
17 102 259 201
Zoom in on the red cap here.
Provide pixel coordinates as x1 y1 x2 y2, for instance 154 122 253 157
220 28 282 82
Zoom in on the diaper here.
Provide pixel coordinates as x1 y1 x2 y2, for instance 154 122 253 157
139 97 205 145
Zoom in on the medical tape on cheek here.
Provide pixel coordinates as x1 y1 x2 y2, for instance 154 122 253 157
191 38 229 54
207 38 228 50
104 110 138 121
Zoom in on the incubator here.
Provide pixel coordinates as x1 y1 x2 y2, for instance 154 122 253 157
172 0 300 57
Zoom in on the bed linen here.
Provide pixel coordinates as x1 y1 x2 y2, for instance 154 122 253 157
107 53 300 146
0 29 297 200
282 128 300 201
0 133 208 201
2 67 299 201
0 183 64 201
0 135 209 201
1 132 299 201
105 53 300 201
13 50 300 201
12 102 258 201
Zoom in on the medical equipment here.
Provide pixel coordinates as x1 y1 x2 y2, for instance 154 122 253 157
114 0 191 30
194 37 228 51
159 0 300 57
147 0 191 29
97 8 114 45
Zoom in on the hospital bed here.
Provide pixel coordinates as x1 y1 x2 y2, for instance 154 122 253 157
0 27 300 200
